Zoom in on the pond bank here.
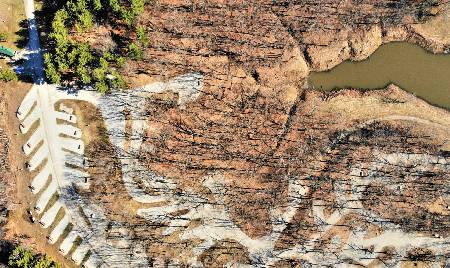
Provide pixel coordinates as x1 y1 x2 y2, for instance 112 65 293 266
308 42 450 109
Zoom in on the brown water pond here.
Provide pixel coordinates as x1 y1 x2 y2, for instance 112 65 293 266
308 42 450 109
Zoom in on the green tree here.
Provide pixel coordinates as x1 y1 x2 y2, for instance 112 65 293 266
74 43 94 84
43 0 146 91
103 52 126 67
34 256 58 268
43 53 61 84
67 0 94 32
93 0 102 10
49 9 70 72
121 9 134 25
115 56 126 67
8 246 60 268
130 0 145 18
76 9 94 32
109 0 121 12
120 0 145 25
94 57 108 76
8 246 34 267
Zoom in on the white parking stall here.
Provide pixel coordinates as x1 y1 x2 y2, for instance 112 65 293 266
55 111 77 124
60 136 84 154
63 167 90 189
48 214 69 244
58 124 82 139
17 89 37 121
71 242 90 265
35 178 57 214
19 105 40 134
83 254 101 268
27 145 49 171
39 201 62 228
23 126 43 155
30 162 50 193
59 230 78 255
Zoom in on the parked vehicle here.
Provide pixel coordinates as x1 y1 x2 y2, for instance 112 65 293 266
26 209 36 223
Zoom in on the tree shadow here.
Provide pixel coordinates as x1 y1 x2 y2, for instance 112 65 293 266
4 57 34 83
0 239 14 264
8 18 35 83
34 0 66 42
14 19 29 49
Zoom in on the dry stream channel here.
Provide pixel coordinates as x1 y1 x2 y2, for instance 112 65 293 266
309 42 450 109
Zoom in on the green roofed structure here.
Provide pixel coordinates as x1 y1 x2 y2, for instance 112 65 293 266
0 45 16 57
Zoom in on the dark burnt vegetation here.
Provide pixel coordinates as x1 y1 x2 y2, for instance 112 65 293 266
129 85 450 240
32 0 450 264
75 84 450 264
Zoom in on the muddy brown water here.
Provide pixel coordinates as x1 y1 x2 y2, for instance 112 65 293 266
308 42 450 109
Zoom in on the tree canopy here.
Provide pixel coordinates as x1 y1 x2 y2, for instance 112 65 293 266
43 0 149 92
8 246 60 268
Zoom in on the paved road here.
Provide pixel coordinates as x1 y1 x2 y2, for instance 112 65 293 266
23 0 45 84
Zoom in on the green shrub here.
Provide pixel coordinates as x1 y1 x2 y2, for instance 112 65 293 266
136 26 149 47
122 0 145 24
0 69 18 82
110 71 127 89
131 0 145 17
128 42 143 60
95 81 108 93
8 246 34 267
109 0 121 12
93 0 102 10
34 256 56 268
0 32 7 42
115 56 126 67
